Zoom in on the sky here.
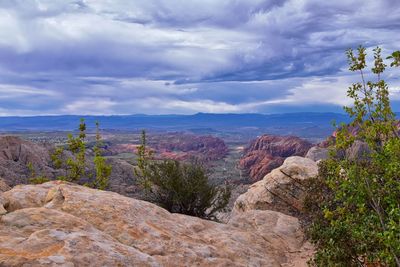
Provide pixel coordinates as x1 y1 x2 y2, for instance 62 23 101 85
0 0 400 116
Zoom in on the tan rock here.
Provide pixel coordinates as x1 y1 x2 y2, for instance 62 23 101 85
0 204 6 215
0 181 311 266
0 178 10 192
234 156 318 216
0 178 11 215
229 210 314 267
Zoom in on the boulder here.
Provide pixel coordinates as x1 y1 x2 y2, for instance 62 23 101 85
0 181 311 266
346 140 371 161
234 156 318 216
305 146 329 162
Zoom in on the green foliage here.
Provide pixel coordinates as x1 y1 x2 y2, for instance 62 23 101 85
51 146 64 169
92 121 112 190
305 47 400 266
50 119 112 188
27 162 49 184
387 51 400 67
134 130 154 191
64 118 87 182
135 130 231 220
29 176 50 184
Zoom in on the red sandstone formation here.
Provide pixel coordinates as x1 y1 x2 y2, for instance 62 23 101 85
239 135 312 182
151 133 228 162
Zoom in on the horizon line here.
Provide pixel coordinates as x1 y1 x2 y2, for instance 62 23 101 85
0 111 351 118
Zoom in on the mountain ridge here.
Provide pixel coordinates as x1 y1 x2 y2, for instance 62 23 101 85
0 112 351 132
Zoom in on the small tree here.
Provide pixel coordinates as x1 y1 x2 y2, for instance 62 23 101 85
92 121 112 190
135 130 231 220
305 47 400 266
64 118 87 182
27 162 49 184
134 130 153 191
51 120 112 188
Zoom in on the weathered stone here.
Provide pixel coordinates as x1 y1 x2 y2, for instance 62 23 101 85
234 156 318 216
0 181 311 266
306 146 329 162
229 210 314 267
0 178 10 192
0 136 55 186
346 140 371 161
0 204 6 215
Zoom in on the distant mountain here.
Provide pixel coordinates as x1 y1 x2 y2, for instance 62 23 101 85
0 112 350 132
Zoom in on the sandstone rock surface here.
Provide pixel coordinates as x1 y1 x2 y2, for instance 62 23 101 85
0 181 311 267
239 135 312 182
234 156 318 216
0 178 10 192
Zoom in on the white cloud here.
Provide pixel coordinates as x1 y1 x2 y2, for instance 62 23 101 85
0 0 400 115
0 84 58 98
61 98 117 115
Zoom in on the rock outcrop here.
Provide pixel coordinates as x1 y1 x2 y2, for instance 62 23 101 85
0 178 10 193
346 140 371 161
0 181 312 266
305 146 329 162
239 135 312 182
0 178 9 215
234 156 318 216
106 133 229 163
0 136 56 186
0 136 143 198
152 133 228 162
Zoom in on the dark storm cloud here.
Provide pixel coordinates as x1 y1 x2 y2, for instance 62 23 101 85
0 0 399 115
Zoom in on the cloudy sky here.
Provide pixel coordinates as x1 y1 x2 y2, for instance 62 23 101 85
0 0 400 115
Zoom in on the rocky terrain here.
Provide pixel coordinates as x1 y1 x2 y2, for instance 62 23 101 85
0 136 142 198
0 135 321 266
106 133 228 163
0 136 56 186
239 135 312 182
151 133 228 162
0 170 314 266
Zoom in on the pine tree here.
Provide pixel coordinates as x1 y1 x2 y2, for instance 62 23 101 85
92 121 112 190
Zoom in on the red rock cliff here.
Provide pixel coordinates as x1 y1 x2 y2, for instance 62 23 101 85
239 135 312 182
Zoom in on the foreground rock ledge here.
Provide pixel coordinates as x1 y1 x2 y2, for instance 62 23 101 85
0 181 312 266
234 156 318 216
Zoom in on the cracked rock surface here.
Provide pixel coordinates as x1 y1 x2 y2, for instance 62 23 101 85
0 181 313 266
233 156 318 216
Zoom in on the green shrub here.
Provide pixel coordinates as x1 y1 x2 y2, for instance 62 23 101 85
29 176 50 184
27 162 49 184
305 46 400 266
135 130 231 220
